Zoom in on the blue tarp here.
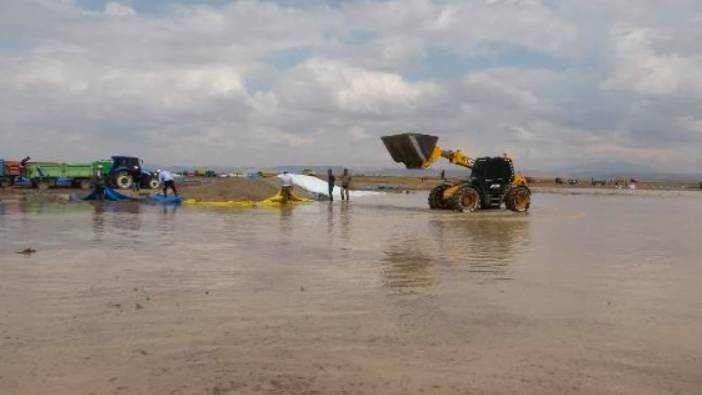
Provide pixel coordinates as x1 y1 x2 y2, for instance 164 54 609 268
83 187 133 201
83 187 181 204
144 194 182 205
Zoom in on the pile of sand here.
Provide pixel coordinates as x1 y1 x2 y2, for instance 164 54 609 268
179 177 307 202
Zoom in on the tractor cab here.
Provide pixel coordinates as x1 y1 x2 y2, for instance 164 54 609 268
469 157 515 209
470 157 514 184
112 156 142 172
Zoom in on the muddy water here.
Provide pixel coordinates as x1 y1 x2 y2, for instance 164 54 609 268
1 193 701 394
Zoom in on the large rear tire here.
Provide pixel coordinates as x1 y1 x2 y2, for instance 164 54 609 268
428 184 449 209
114 172 133 190
448 186 481 212
505 185 531 212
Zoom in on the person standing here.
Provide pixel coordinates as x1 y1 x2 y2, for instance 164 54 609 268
327 169 336 201
19 156 31 178
158 169 178 197
92 164 106 201
280 171 294 202
340 168 351 201
131 172 141 193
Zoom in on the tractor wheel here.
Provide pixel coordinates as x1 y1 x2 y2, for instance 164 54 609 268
428 184 449 209
505 185 531 212
448 186 481 213
114 172 133 189
147 177 160 190
0 179 9 188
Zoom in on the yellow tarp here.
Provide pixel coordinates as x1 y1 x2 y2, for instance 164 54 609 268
184 191 313 208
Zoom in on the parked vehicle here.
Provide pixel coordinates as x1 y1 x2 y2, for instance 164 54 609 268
25 161 100 189
0 160 24 187
0 160 9 187
103 156 160 190
19 156 159 190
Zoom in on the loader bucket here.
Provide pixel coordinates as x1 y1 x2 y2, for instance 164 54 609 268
381 133 439 169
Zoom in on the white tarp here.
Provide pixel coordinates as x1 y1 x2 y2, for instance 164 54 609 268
278 174 383 199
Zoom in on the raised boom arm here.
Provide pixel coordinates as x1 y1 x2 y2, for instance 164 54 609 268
381 133 473 169
426 146 473 169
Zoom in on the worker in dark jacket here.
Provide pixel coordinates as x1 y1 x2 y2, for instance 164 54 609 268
327 169 335 201
19 156 31 177
91 165 106 201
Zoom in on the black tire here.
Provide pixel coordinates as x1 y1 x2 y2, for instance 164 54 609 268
36 181 51 190
114 172 133 189
448 185 481 212
505 186 531 212
147 177 160 190
428 184 450 209
0 179 9 188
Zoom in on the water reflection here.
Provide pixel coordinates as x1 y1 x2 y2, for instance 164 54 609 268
156 204 178 235
380 215 530 290
339 202 351 242
382 238 435 289
431 217 530 280
278 205 294 243
326 202 334 239
91 204 105 242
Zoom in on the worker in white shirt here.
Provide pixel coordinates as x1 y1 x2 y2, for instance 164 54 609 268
280 171 294 202
158 169 178 197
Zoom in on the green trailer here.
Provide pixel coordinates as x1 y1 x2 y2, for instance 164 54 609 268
26 161 109 189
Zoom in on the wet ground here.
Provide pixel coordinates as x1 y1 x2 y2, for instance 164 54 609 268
1 192 701 394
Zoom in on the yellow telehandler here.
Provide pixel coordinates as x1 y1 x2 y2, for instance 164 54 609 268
381 133 531 212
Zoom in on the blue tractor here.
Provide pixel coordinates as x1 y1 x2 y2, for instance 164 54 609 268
108 156 161 190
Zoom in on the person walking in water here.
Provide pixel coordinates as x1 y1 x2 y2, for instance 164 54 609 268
280 171 294 202
158 169 178 197
340 168 351 201
327 169 336 201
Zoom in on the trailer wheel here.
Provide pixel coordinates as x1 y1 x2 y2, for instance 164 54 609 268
36 181 51 190
147 177 160 190
448 186 481 212
79 179 92 190
114 172 133 189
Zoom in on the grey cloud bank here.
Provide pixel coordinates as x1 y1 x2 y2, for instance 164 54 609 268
1 0 701 172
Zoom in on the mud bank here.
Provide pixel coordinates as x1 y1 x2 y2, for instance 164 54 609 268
0 177 313 204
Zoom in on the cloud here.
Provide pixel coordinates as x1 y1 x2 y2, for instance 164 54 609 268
1 0 701 172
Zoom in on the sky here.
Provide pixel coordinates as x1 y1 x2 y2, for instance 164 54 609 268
1 0 702 172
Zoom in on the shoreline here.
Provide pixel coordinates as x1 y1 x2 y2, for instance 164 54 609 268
2 175 700 205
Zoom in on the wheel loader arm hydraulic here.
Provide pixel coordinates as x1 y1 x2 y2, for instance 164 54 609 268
437 147 473 169
423 146 474 169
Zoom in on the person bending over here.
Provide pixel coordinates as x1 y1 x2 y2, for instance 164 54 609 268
158 169 178 197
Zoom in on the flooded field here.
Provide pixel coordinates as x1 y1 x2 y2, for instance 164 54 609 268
1 192 701 394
